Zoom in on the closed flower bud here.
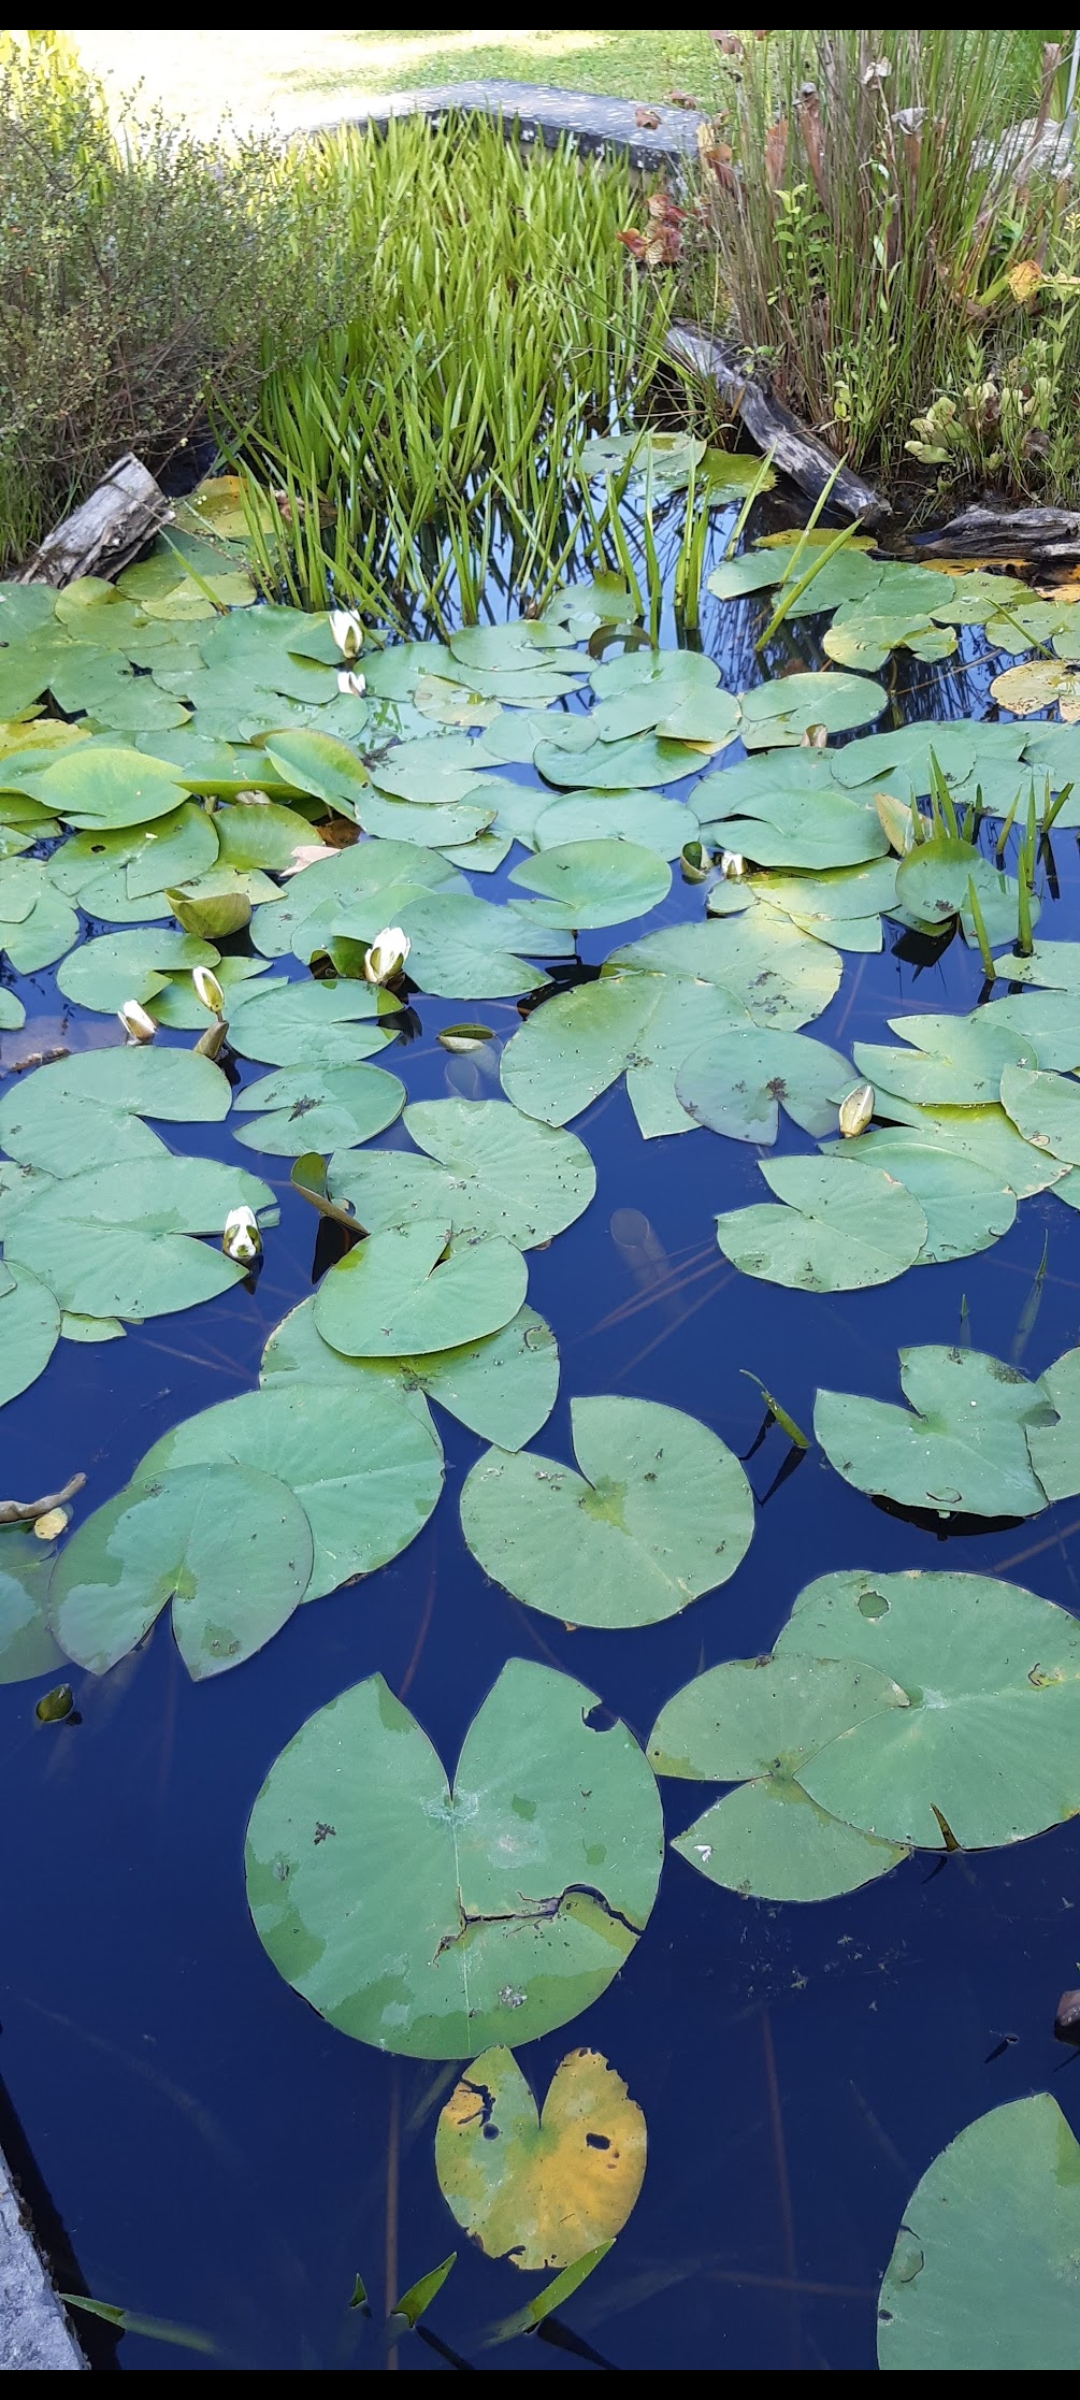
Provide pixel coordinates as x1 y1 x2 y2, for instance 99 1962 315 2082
839 1081 875 1138
118 998 156 1043
222 1205 262 1265
193 965 224 1015
329 608 364 660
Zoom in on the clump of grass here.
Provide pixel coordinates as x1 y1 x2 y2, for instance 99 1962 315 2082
681 30 1079 495
227 112 673 619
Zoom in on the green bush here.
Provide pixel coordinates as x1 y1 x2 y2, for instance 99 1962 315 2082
0 35 352 570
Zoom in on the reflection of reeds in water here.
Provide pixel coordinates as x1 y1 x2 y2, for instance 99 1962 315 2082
593 1210 733 1380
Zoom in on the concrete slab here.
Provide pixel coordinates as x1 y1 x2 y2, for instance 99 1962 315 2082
0 2150 85 2370
296 79 707 169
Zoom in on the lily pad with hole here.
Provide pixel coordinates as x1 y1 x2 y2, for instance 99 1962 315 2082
244 1657 663 2055
435 2046 646 2272
777 1565 1080 1848
48 1462 314 1680
459 1394 753 1630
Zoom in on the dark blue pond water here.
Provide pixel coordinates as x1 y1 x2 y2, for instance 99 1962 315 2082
2 537 1080 2373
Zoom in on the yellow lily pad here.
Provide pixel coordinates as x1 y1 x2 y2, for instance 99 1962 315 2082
435 2046 646 2272
988 659 1080 720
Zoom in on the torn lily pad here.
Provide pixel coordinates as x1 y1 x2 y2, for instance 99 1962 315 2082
244 1658 664 2054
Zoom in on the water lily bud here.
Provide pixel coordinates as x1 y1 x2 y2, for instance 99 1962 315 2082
194 1019 229 1060
222 1205 262 1265
118 998 156 1043
719 850 746 880
337 668 367 698
362 926 410 986
193 965 224 1015
329 608 364 661
680 839 713 883
839 1081 875 1138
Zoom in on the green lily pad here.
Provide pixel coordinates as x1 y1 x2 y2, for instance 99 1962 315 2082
232 1062 406 1155
0 1527 67 1683
0 866 79 973
262 728 372 818
22 747 189 831
738 672 886 749
0 991 25 1031
261 1295 559 1452
824 609 956 674
0 1045 230 1177
878 2096 1080 2371
4 1155 273 1322
56 928 219 1015
715 1156 928 1291
532 790 697 859
0 1264 61 1409
244 1658 663 2055
999 1062 1080 1166
224 977 402 1068
894 834 1033 946
813 1348 1055 1516
867 1096 1070 1199
820 1130 1016 1263
855 1010 1039 1108
676 1027 853 1143
136 1377 444 1600
533 730 707 792
777 1564 1080 1848
459 1395 753 1630
329 1098 595 1250
698 769 889 872
507 840 670 930
48 1462 314 1680
313 1218 528 1360
668 1779 909 1905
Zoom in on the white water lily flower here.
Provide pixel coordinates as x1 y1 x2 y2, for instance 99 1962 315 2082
329 608 363 661
363 926 410 986
192 965 224 1015
719 851 746 880
839 1082 875 1138
336 667 367 697
222 1205 261 1265
118 998 156 1043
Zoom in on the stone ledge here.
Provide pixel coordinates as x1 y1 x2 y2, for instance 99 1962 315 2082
289 78 707 169
0 2151 85 2371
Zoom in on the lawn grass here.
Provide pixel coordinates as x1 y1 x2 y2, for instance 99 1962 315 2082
67 30 723 135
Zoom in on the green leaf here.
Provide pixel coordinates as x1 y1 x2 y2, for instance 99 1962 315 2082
224 976 402 1067
507 839 670 930
148 953 272 1029
820 1130 1016 1264
460 1394 753 1629
813 1348 1053 1516
329 1099 595 1250
0 1264 61 1408
263 728 372 817
1000 1062 1080 1166
698 774 889 872
244 1659 663 2054
4 1156 272 1321
877 2097 1080 2371
369 731 491 811
894 835 1034 947
533 730 708 791
436 2047 645 2271
57 928 219 1015
24 747 189 830
824 609 956 674
669 1779 909 1905
0 1526 67 1683
390 2255 457 2332
715 1156 927 1291
777 1565 1080 1848
648 1652 911 1781
232 1062 406 1156
0 1045 230 1177
676 1027 852 1143
137 1379 444 1600
850 1096 1067 1200
48 1463 314 1679
738 671 886 748
483 2243 613 2346
533 790 698 860
0 990 25 1029
313 1218 528 1359
60 2295 218 2354
854 1011 1039 1109
262 1295 559 1451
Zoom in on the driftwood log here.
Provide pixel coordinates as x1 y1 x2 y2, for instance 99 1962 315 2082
917 503 1080 570
19 452 170 589
665 320 891 525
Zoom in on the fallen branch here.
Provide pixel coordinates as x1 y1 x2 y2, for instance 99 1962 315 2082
19 453 170 588
917 503 1080 568
0 1472 86 1526
665 321 891 525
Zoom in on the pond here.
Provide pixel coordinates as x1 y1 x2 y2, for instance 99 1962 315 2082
1 480 1079 2371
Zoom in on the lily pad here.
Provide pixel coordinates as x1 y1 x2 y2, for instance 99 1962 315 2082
232 1062 406 1156
261 1295 559 1452
23 747 189 830
777 1565 1080 1848
855 1011 1039 1109
999 1062 1080 1166
877 2096 1080 2372
435 2046 646 2271
136 1378 444 1600
244 1658 663 2055
48 1462 314 1680
330 1099 594 1251
533 731 707 792
0 1045 230 1177
738 672 886 749
894 835 1033 946
820 1130 1016 1264
313 1218 528 1360
715 1156 928 1292
0 1264 61 1409
507 840 671 931
676 1027 853 1144
0 1528 66 1683
532 790 697 859
4 1155 273 1321
813 1348 1055 1516
459 1395 753 1630
224 977 402 1068
57 928 219 1015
